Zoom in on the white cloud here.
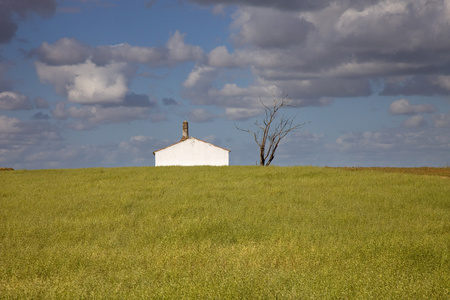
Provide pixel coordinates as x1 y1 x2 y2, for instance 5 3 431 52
403 115 426 128
33 32 204 109
182 1 450 107
0 115 21 134
0 91 32 110
35 31 204 68
0 115 61 167
183 65 216 88
36 60 132 105
432 113 450 128
34 38 90 65
208 46 234 67
389 99 437 115
166 31 204 63
51 101 69 119
335 0 450 53
231 7 313 48
432 75 450 91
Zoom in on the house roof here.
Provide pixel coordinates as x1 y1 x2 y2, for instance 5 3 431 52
153 137 231 155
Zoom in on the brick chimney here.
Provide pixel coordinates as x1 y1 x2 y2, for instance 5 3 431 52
181 120 189 141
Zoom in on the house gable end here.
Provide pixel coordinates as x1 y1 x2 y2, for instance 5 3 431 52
154 137 229 166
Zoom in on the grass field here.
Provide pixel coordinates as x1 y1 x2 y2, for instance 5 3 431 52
0 166 449 299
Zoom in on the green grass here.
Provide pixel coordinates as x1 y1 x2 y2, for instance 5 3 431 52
1 166 449 299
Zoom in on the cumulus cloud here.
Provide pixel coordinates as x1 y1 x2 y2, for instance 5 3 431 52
35 60 133 105
403 115 426 128
52 101 69 120
389 99 437 115
182 0 450 109
33 38 91 66
432 113 450 128
33 32 204 109
433 76 450 91
208 46 235 68
166 31 204 63
183 65 217 89
0 91 33 110
34 97 49 109
231 7 313 48
31 31 204 68
0 0 56 44
0 115 61 152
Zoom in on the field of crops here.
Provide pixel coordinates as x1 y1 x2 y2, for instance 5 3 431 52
1 166 448 299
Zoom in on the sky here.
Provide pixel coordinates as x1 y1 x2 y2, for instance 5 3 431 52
0 0 449 169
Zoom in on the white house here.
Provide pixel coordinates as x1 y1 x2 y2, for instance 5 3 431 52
153 121 230 166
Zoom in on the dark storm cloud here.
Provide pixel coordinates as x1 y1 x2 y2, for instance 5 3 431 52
0 0 56 44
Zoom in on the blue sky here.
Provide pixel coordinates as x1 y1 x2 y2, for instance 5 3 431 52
0 0 449 169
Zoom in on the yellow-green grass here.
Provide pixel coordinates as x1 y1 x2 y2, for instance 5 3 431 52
1 166 448 299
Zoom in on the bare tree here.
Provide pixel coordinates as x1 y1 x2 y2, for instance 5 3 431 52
236 93 308 166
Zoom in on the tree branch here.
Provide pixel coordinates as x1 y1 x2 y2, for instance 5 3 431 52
235 92 309 166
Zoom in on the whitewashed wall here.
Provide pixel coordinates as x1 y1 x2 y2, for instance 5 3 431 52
154 138 229 166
